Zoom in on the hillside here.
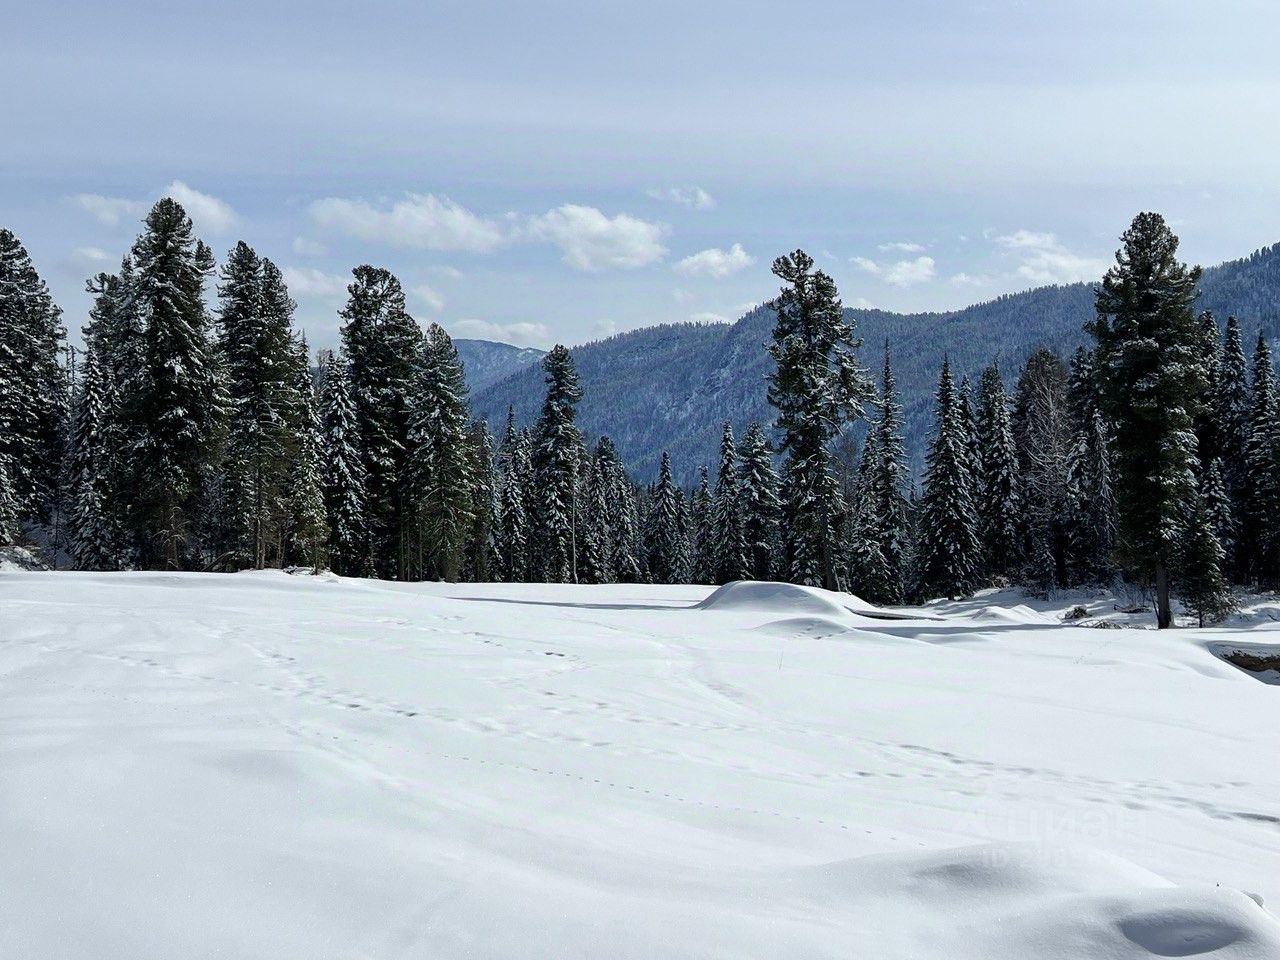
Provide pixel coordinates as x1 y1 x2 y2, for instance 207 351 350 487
454 338 546 394
472 243 1280 480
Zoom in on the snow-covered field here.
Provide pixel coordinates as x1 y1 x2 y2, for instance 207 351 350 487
2 571 1279 959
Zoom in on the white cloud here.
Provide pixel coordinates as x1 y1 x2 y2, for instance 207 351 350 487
993 230 1109 285
674 243 755 279
291 237 327 256
646 185 714 210
160 181 238 234
878 241 925 253
593 318 619 337
429 265 465 280
71 183 237 233
950 272 990 286
71 194 148 226
282 266 350 299
449 318 549 348
309 193 506 252
525 204 667 271
852 254 936 287
411 283 445 312
73 246 111 264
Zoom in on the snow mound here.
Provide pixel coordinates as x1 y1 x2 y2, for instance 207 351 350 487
962 603 1056 625
697 580 916 620
788 843 1280 959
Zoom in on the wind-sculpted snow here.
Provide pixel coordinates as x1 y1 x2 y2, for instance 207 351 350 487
2 571 1278 959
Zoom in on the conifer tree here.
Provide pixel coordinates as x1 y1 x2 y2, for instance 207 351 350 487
860 348 911 602
1203 458 1235 569
0 452 17 545
408 323 473 581
578 455 614 584
596 435 642 582
68 346 121 569
915 358 980 600
1089 213 1207 627
464 420 496 583
647 451 686 584
1013 348 1073 590
738 421 780 581
1194 312 1224 466
1216 316 1250 577
1065 410 1118 583
123 199 221 568
766 250 873 589
975 361 1022 581
319 354 367 576
1244 334 1279 585
284 339 326 572
689 465 714 584
494 423 532 582
532 345 583 582
1177 471 1234 627
710 422 748 583
339 266 422 578
0 228 68 525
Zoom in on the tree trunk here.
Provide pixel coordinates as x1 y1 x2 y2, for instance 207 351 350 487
1155 562 1172 629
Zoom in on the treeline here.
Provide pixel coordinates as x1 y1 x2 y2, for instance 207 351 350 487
0 204 1267 626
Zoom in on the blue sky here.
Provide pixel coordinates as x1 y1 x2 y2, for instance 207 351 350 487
5 0 1280 350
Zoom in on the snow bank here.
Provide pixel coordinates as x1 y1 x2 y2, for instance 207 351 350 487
697 580 920 620
0 544 48 571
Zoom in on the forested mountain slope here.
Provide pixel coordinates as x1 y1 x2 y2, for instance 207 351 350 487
472 243 1280 480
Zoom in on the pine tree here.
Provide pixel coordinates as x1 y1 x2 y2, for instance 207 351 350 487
578 455 614 584
532 345 583 583
766 250 873 589
1177 471 1234 627
860 348 911 603
0 228 68 525
284 339 327 572
710 422 748 583
1194 312 1224 466
647 451 687 584
0 452 17 545
68 346 122 569
406 323 474 581
1216 316 1250 577
1244 334 1280 585
1202 458 1235 568
689 465 714 584
1089 213 1207 627
340 266 422 578
596 435 642 582
915 358 980 600
1065 410 1117 583
1013 348 1074 590
975 361 1022 581
123 199 221 569
319 354 367 576
494 421 532 582
738 421 780 581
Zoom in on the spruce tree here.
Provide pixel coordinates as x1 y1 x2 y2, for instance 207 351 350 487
1177 471 1234 627
861 348 911 602
0 228 68 525
578 455 614 584
688 465 714 584
0 452 17 545
1244 334 1280 585
1065 410 1117 583
464 420 496 583
68 346 121 569
494 423 532 582
1013 348 1073 590
596 435 642 582
339 266 422 578
710 422 748 583
319 354 368 576
407 323 474 581
1194 312 1224 466
975 361 1022 581
1216 316 1250 577
532 345 583 582
915 358 980 600
647 451 686 584
123 199 221 568
766 250 873 589
1089 213 1207 627
284 339 327 572
737 421 780 581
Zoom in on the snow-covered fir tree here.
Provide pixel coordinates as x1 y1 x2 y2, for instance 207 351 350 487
0 451 17 545
915 358 980 600
596 435 642 582
689 465 715 584
123 199 222 569
339 266 422 578
1065 409 1117 583
284 338 327 572
1013 348 1074 592
0 228 68 527
766 250 873 589
319 353 368 576
646 451 687 584
408 323 473 582
1177 468 1234 627
68 345 122 569
1243 333 1280 585
975 361 1022 582
737 421 780 581
493 415 532 582
1202 458 1235 570
578 455 613 584
531 345 583 583
1215 316 1251 577
710 422 748 584
1193 312 1224 466
1089 213 1207 627
463 420 496 583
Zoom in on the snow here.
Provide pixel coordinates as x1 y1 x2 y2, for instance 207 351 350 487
2 572 1278 959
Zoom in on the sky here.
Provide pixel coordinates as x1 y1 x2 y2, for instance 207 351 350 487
5 0 1280 351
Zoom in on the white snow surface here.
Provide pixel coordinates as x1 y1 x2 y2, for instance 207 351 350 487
2 572 1278 959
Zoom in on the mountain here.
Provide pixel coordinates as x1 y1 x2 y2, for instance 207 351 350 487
455 339 546 395
471 243 1280 481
